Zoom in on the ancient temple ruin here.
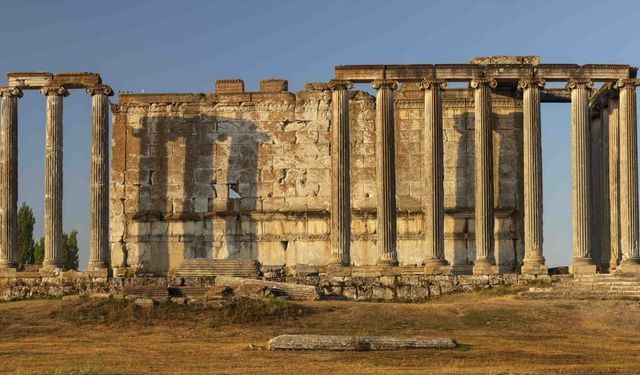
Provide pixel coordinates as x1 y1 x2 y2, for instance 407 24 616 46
1 56 639 281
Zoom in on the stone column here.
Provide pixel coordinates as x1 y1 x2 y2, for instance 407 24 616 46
615 79 640 273
41 86 69 274
599 97 612 270
471 78 497 275
0 87 23 270
420 79 449 273
372 79 398 266
567 79 597 274
518 79 547 275
87 85 113 272
590 110 602 269
328 80 352 267
608 96 621 270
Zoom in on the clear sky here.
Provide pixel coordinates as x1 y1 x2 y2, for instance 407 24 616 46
1 0 638 268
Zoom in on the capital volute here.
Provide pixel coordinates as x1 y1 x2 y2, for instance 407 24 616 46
327 80 353 91
566 79 593 90
614 78 640 90
371 79 398 91
419 79 447 91
86 84 114 97
0 87 23 98
469 78 497 89
40 86 70 97
517 78 545 91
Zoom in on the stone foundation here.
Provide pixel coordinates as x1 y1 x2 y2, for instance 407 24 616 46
0 273 550 302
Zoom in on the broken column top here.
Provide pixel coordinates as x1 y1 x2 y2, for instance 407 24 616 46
469 56 540 65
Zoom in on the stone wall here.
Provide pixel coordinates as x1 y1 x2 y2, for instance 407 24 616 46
110 80 524 275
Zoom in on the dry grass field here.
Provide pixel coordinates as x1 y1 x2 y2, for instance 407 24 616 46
1 288 639 374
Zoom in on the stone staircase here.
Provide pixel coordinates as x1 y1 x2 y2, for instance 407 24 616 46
519 274 640 300
174 259 261 278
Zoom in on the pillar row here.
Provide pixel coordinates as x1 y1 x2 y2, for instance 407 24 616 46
470 78 497 275
518 78 547 275
568 79 597 274
420 79 449 273
0 87 23 270
87 85 113 271
372 79 398 266
328 80 352 267
41 86 69 274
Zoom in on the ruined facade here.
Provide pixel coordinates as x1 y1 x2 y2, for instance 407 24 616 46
1 56 639 279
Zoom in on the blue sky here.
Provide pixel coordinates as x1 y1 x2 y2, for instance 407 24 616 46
1 0 638 268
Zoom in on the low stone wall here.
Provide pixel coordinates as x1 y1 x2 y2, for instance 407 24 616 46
0 273 551 302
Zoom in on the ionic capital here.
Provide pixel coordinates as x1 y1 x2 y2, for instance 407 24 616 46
419 79 447 91
614 78 640 91
40 86 70 97
566 79 593 90
517 78 545 91
371 79 398 91
469 78 497 89
327 80 353 91
86 84 114 97
0 87 23 98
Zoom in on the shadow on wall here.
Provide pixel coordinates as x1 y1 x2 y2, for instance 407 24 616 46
126 112 268 274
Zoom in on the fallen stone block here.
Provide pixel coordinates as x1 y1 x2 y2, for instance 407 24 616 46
134 298 155 308
267 335 458 351
89 292 112 299
61 295 82 302
216 276 319 300
204 285 233 300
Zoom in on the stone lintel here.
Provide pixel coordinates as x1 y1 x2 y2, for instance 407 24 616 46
335 63 633 83
214 79 244 93
469 56 541 65
118 93 207 104
259 79 288 92
541 88 571 103
303 82 329 91
7 72 53 88
7 72 102 89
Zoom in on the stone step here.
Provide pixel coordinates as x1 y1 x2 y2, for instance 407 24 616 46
215 276 320 300
168 287 210 299
174 259 261 278
122 285 169 298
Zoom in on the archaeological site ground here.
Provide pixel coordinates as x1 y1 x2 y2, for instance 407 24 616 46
1 55 640 373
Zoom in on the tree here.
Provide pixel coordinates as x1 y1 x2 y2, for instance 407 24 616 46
32 230 80 271
62 230 79 271
17 202 35 265
34 237 44 265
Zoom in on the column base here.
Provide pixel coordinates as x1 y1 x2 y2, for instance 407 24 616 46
472 259 498 275
377 259 399 267
569 258 597 274
85 267 111 278
521 256 548 275
0 261 18 271
616 258 640 275
423 259 451 275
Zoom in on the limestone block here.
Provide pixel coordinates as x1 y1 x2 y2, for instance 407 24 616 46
260 79 288 92
397 240 425 266
215 79 244 93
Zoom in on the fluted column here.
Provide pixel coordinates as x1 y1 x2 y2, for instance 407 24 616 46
471 78 497 275
599 97 612 270
568 79 597 274
590 110 602 269
87 85 113 272
608 96 621 270
615 79 640 273
518 79 547 275
0 87 23 270
328 80 352 267
372 79 398 266
420 79 449 273
41 86 69 273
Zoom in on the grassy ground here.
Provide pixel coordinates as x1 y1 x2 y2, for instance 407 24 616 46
1 289 639 374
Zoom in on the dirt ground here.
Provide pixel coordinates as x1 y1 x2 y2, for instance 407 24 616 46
0 289 639 375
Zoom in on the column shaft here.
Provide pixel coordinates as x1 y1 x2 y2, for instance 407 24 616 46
41 86 68 272
88 85 113 270
328 80 352 266
0 88 22 269
608 97 621 269
421 79 448 273
599 99 612 271
471 78 497 275
519 79 547 274
590 113 602 269
617 79 640 272
568 79 596 274
372 80 398 266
